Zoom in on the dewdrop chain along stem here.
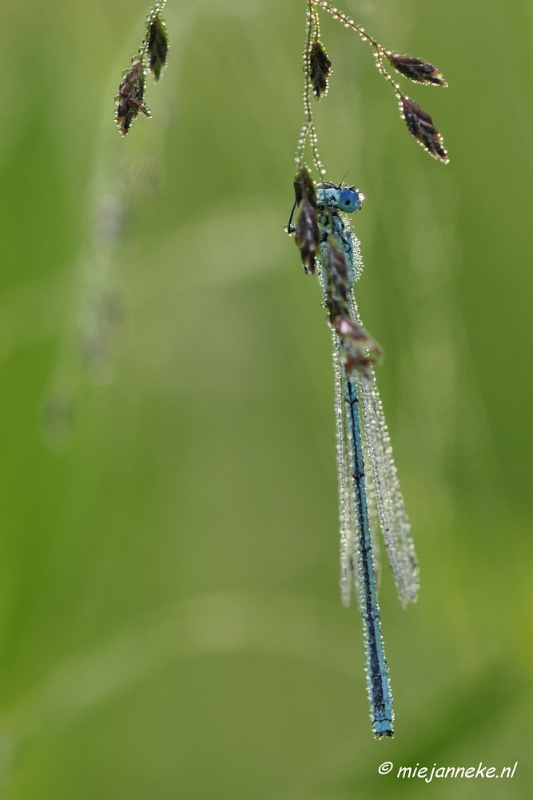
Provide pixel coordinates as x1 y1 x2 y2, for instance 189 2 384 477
310 0 433 101
296 1 327 176
311 0 381 49
303 0 449 164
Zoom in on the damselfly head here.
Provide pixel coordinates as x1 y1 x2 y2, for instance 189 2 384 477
316 184 364 214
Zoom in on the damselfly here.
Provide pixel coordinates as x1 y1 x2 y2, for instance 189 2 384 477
287 173 419 738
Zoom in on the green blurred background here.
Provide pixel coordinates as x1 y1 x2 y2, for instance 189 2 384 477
1 0 532 797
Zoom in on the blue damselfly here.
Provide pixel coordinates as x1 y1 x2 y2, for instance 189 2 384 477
287 175 418 737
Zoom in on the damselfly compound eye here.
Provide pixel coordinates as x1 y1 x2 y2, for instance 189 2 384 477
338 187 363 213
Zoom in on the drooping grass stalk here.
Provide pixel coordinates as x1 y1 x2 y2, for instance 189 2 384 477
115 1 169 136
295 0 448 179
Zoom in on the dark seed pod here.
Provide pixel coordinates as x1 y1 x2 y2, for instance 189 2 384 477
146 11 169 82
386 52 447 87
294 164 317 207
325 234 349 304
309 40 332 100
400 96 448 163
295 199 320 274
323 237 381 380
335 314 382 380
115 58 151 136
345 347 380 378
